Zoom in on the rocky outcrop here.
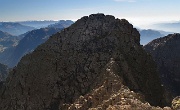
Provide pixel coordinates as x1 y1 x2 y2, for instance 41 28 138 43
0 14 167 109
172 96 180 110
67 58 171 110
144 33 180 97
0 63 8 82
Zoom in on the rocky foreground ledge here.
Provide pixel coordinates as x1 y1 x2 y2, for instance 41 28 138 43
0 14 178 109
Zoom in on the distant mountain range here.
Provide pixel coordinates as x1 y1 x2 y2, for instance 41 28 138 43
139 29 164 45
151 21 180 33
0 20 176 71
0 30 19 52
0 27 63 68
0 22 35 36
48 20 74 28
0 20 74 36
0 20 74 67
17 20 59 28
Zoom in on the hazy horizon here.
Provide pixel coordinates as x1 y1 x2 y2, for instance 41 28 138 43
1 0 180 31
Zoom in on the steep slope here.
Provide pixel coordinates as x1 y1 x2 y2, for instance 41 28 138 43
68 59 171 110
0 14 167 109
0 30 19 52
139 29 164 45
0 22 35 36
0 63 8 90
2 27 63 68
0 63 8 82
144 33 180 96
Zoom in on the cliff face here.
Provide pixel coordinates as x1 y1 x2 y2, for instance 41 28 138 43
144 33 180 97
0 63 8 82
0 14 166 109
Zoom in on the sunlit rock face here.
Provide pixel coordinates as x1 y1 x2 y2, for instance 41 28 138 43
0 14 166 110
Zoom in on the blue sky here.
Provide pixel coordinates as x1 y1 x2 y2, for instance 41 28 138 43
1 0 180 27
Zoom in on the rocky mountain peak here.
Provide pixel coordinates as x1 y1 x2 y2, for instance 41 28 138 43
0 14 167 109
63 13 139 46
144 33 180 97
145 33 180 50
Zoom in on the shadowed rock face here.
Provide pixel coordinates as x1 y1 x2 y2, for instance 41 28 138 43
67 58 171 110
0 14 166 109
144 33 180 97
0 63 8 82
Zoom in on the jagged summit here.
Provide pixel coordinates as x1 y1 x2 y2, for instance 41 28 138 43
145 33 180 49
74 13 139 42
0 14 167 109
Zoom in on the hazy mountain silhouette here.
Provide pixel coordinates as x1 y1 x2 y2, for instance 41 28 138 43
18 20 59 28
0 22 35 36
0 30 19 52
1 27 63 68
151 22 180 33
0 20 74 68
139 29 164 45
48 20 74 28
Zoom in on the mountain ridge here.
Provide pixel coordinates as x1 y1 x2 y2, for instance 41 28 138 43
0 20 73 68
0 22 35 36
0 30 19 53
139 29 164 45
144 33 180 97
0 27 63 68
0 14 169 109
